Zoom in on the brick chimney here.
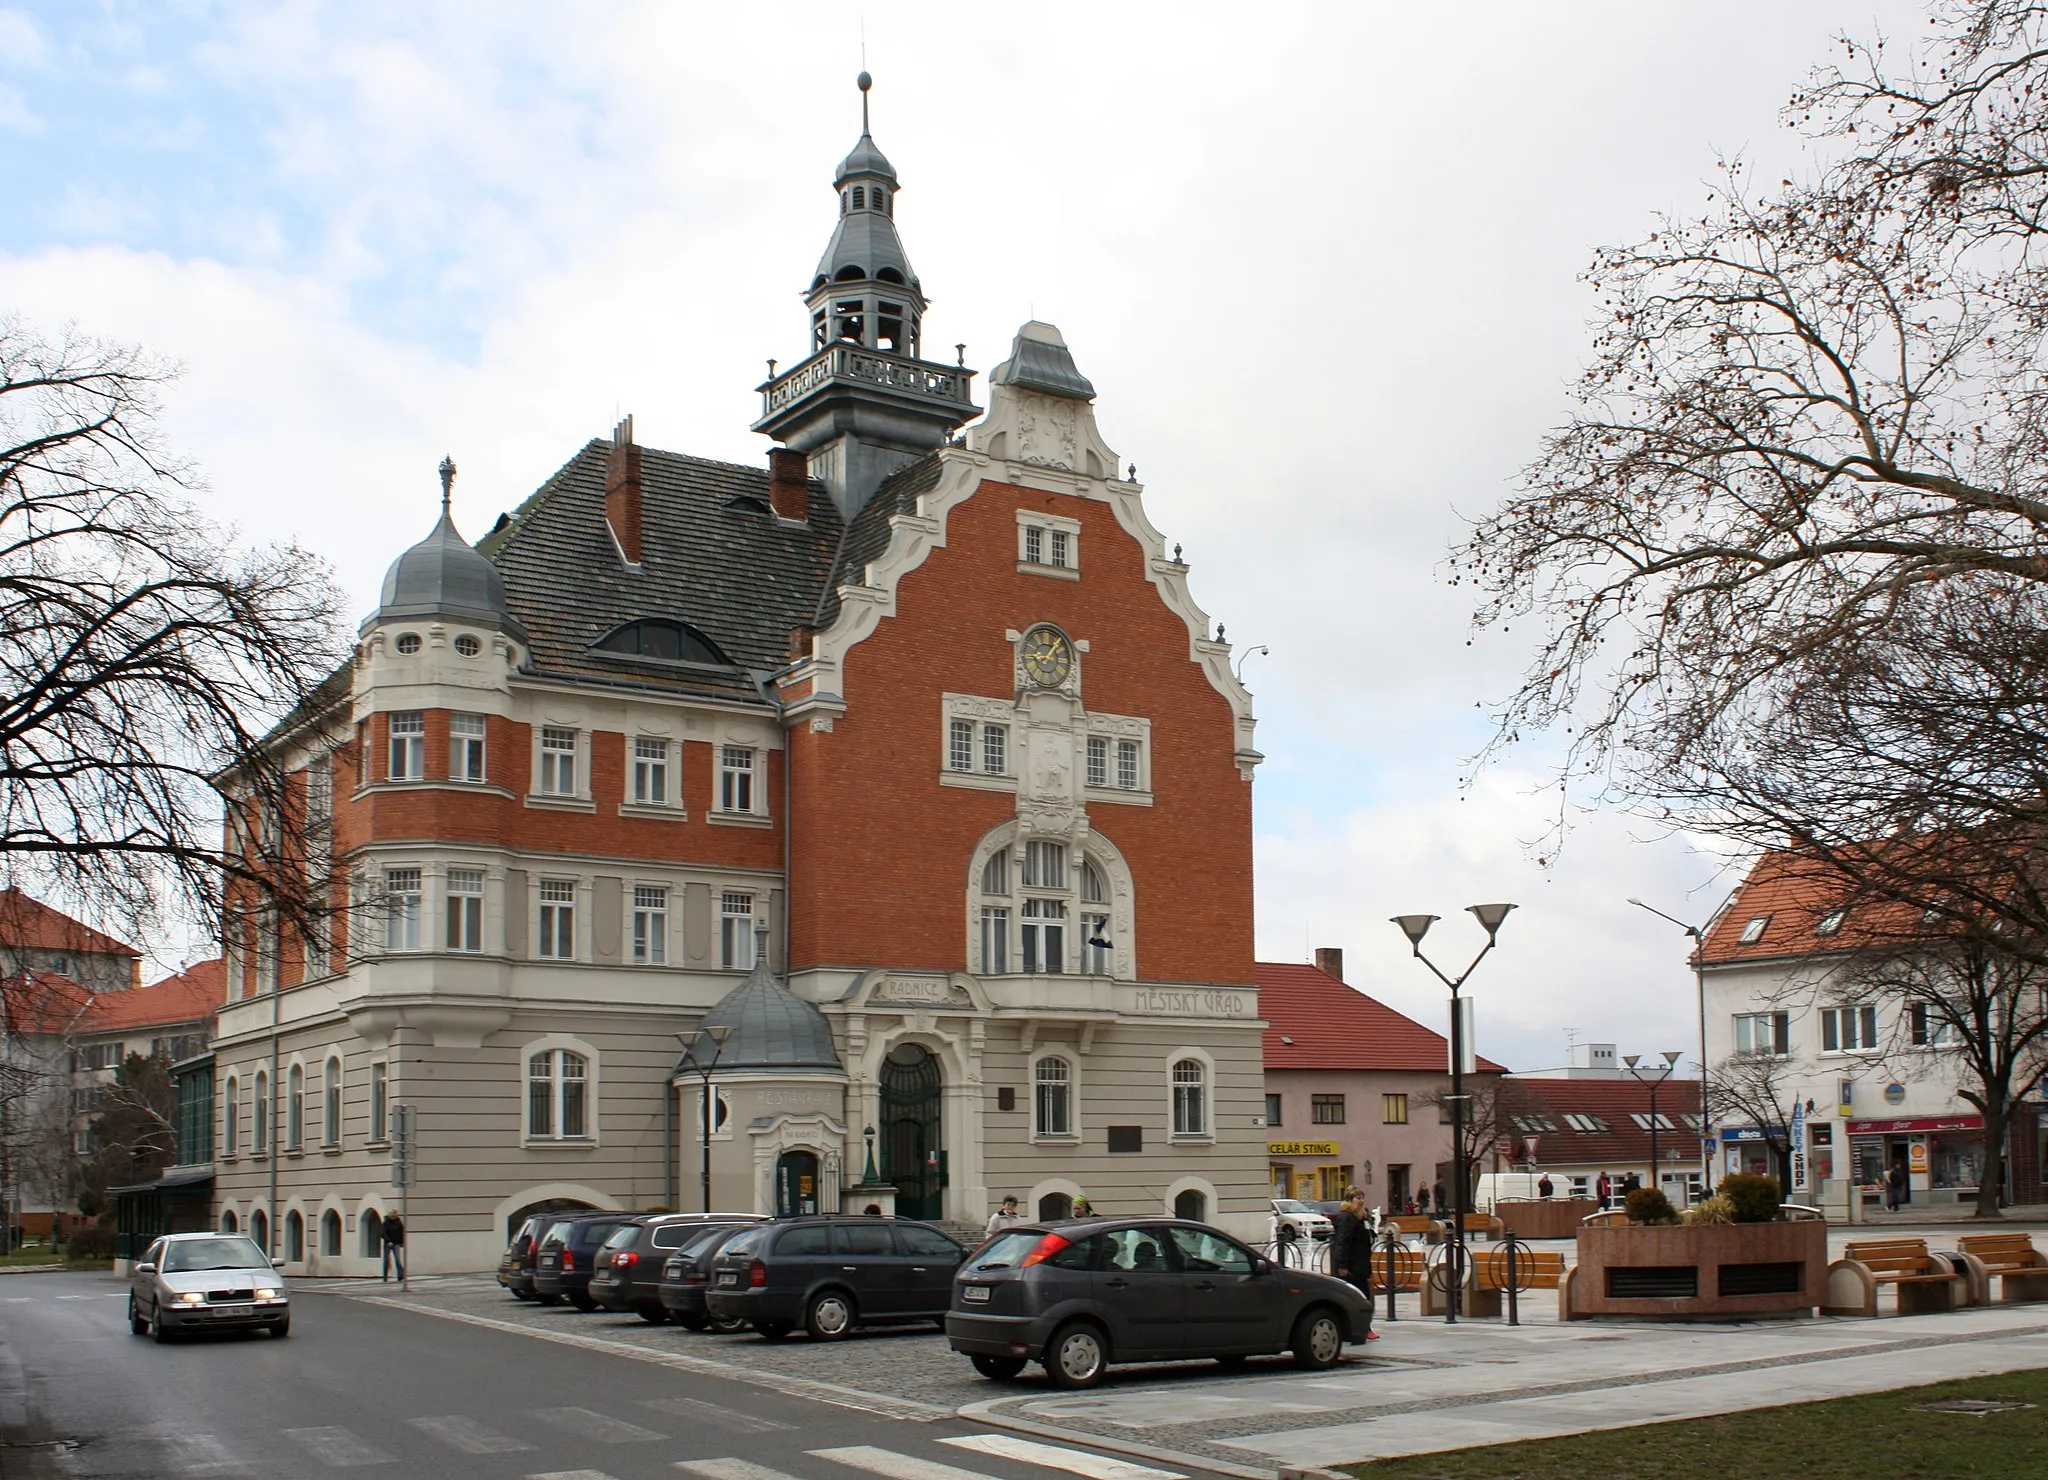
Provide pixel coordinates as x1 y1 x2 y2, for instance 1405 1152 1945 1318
767 446 809 523
1314 946 1344 981
604 415 642 566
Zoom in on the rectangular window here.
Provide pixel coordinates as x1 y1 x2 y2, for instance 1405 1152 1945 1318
1024 525 1044 564
1563 1112 1608 1132
1021 897 1066 973
384 868 421 951
306 753 333 824
1023 840 1065 889
538 879 575 959
1910 1003 1958 1047
1116 739 1140 790
632 737 669 805
1049 529 1070 568
255 914 279 992
388 711 425 781
1312 1093 1347 1125
982 725 1007 776
980 906 1010 973
450 713 487 782
721 892 755 968
446 867 485 952
1086 736 1108 788
948 720 975 772
1264 1092 1282 1127
369 1062 388 1143
561 1053 587 1138
719 746 756 812
1735 1011 1791 1056
539 727 578 795
1822 1004 1880 1051
1381 1093 1409 1125
633 885 669 965
1082 911 1111 974
527 1052 553 1139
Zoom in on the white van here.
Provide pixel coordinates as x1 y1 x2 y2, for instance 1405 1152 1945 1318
1470 1171 1547 1212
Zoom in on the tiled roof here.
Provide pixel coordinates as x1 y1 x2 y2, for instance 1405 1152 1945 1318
83 961 222 1034
475 440 847 695
1256 960 1507 1074
1699 849 1931 965
0 889 138 960
1500 1076 1703 1167
815 452 944 629
0 971 95 1035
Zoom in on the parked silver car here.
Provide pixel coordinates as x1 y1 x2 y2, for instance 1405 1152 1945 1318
129 1232 290 1342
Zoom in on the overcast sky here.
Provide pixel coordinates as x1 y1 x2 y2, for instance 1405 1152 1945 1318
0 1 1929 1068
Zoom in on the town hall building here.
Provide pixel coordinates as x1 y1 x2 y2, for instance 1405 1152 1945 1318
208 78 1271 1274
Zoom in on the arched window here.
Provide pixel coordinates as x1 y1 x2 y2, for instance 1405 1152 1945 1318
285 1210 304 1261
221 1210 238 1234
253 1070 269 1154
980 852 1010 974
1172 1059 1207 1137
1034 1057 1072 1138
361 1211 383 1257
1081 862 1111 974
971 829 1134 981
321 1209 342 1256
223 1076 240 1157
251 1208 269 1255
528 1048 590 1140
592 619 729 665
852 185 866 209
1038 1192 1073 1221
323 1057 342 1146
1173 1188 1208 1222
286 1064 303 1152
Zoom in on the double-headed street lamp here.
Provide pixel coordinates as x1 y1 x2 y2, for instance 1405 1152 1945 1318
1623 1050 1682 1197
674 1025 735 1213
1628 898 1714 1194
1389 902 1515 1324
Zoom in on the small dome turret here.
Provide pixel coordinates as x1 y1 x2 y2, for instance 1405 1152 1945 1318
687 927 841 1074
363 457 527 640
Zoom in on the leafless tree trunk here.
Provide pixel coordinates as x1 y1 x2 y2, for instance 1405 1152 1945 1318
1709 1051 1805 1194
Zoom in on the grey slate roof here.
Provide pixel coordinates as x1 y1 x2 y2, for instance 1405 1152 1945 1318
474 441 845 700
812 208 919 292
688 944 842 1074
370 510 528 639
835 132 898 186
814 452 944 631
990 323 1095 400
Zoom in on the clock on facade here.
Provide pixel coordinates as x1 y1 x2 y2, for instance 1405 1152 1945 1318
1020 625 1073 687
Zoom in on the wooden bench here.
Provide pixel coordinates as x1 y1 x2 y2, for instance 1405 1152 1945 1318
1383 1215 1435 1240
1955 1233 2048 1304
1823 1238 1969 1317
1425 1212 1506 1245
1369 1244 1425 1293
1463 1247 1566 1318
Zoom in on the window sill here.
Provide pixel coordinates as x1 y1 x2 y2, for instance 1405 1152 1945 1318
526 794 596 813
1032 1134 1081 1146
321 1144 342 1156
367 1139 390 1151
1084 785 1153 808
708 810 773 829
523 1137 598 1149
353 780 519 801
619 803 689 821
1169 1135 1215 1146
939 770 1016 793
1018 561 1081 581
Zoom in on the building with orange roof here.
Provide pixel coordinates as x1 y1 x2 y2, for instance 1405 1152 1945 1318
1700 850 2045 1212
0 888 140 993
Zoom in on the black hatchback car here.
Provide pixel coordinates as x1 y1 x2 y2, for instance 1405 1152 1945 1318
705 1217 966 1340
497 1213 553 1300
656 1223 760 1330
589 1215 762 1323
945 1217 1372 1388
534 1213 646 1310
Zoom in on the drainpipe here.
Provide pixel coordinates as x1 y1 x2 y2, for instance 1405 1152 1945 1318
268 971 279 1252
747 661 802 975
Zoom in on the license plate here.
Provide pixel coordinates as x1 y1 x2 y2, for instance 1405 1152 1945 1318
961 1285 991 1303
718 1272 738 1287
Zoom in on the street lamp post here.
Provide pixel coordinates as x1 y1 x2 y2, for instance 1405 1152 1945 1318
1629 898 1714 1195
1623 1050 1682 1199
1389 903 1516 1324
674 1026 735 1213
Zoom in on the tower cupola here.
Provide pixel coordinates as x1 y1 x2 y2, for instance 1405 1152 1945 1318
754 73 978 521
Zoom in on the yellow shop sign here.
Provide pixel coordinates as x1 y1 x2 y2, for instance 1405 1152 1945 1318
1267 1141 1339 1157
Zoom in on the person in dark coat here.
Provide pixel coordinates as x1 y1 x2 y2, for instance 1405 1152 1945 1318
1537 1174 1554 1199
381 1210 406 1281
1328 1190 1378 1342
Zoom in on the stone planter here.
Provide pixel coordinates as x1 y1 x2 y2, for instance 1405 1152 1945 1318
1494 1199 1597 1240
1564 1219 1829 1321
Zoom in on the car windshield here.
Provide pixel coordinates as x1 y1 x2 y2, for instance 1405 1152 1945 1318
973 1230 1045 1269
161 1237 268 1273
1274 1199 1315 1213
600 1225 640 1250
720 1227 767 1258
541 1220 575 1247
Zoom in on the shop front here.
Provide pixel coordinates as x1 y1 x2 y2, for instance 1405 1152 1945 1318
1267 1141 1351 1202
1848 1114 1984 1206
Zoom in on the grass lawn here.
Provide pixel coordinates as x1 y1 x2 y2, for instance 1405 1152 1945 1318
1346 1366 2048 1479
0 1248 67 1269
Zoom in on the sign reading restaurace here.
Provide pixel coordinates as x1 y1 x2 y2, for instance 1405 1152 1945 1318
1268 1141 1339 1157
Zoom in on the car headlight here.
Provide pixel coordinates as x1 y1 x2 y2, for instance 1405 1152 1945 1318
176 1292 205 1304
254 1288 280 1300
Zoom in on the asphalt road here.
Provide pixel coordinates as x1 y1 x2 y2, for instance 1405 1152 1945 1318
0 1270 1206 1480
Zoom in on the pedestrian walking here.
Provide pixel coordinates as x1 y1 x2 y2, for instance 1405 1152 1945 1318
1537 1174 1554 1199
1328 1190 1378 1342
1597 1172 1612 1207
1885 1162 1907 1213
985 1196 1024 1236
1071 1195 1094 1219
1415 1186 1430 1215
380 1210 406 1282
1432 1181 1447 1214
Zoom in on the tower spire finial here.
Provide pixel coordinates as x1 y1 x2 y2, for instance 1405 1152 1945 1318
857 68 871 134
438 455 456 516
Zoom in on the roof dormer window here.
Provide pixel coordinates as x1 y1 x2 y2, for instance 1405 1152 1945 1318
1814 908 1848 937
593 619 729 666
1737 915 1771 944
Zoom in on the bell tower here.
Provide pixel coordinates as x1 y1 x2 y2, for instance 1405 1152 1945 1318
753 73 979 520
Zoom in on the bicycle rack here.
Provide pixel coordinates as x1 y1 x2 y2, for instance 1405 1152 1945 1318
1479 1232 1535 1326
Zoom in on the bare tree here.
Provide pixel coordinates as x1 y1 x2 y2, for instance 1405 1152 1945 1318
77 1051 174 1219
0 315 346 949
1709 1050 1806 1194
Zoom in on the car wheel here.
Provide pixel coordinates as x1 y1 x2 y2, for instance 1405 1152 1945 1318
509 1288 533 1301
674 1312 709 1332
636 1303 669 1324
128 1295 148 1336
568 1292 599 1312
710 1316 748 1335
147 1303 173 1344
270 1316 291 1338
970 1354 1027 1381
1291 1307 1344 1370
1044 1322 1109 1390
805 1290 857 1341
754 1320 794 1341
536 1292 564 1306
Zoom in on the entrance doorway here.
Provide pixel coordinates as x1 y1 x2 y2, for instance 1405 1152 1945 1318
881 1042 944 1219
1387 1164 1411 1212
775 1150 821 1216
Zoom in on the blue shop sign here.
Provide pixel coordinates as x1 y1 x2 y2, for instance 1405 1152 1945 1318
1720 1126 1771 1142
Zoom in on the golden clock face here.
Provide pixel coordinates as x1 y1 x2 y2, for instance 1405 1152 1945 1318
1021 626 1073 687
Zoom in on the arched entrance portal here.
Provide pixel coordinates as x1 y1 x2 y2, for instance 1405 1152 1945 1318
775 1150 821 1216
881 1042 944 1219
